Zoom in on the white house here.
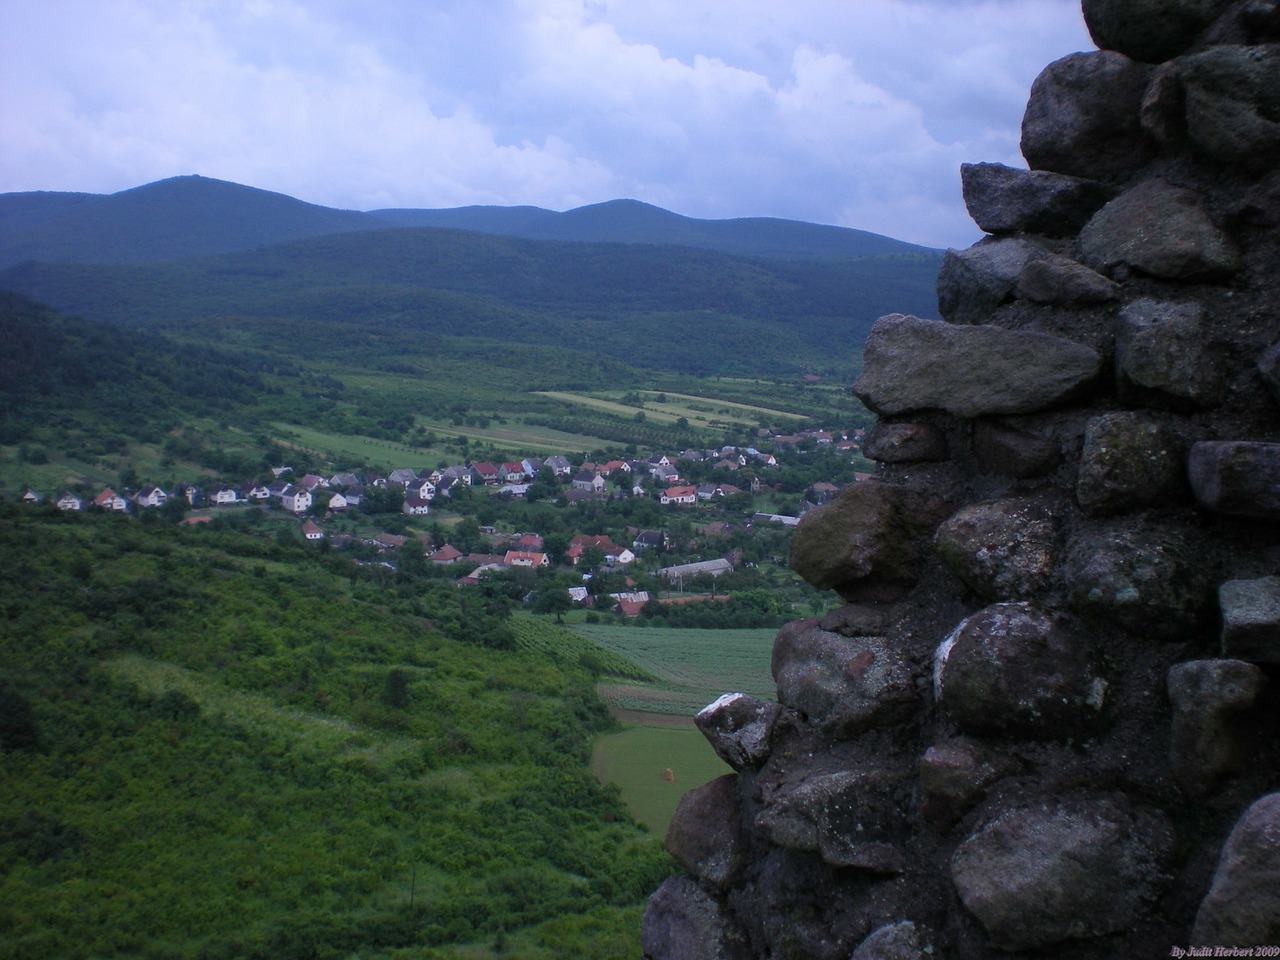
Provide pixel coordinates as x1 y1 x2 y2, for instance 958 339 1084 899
93 488 128 511
279 484 312 514
133 485 168 508
56 491 83 511
209 485 240 506
402 495 431 516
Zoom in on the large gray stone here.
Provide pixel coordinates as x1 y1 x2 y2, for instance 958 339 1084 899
788 479 951 601
755 764 909 871
972 419 1062 479
695 693 781 771
1219 576 1280 664
1016 253 1120 306
1257 340 1280 404
1182 45 1280 169
849 921 934 960
1075 412 1185 516
862 421 948 463
918 738 1018 828
1188 440 1280 518
772 621 916 732
642 876 750 960
1192 792 1280 945
1063 522 1212 640
852 314 1102 418
1168 659 1267 796
665 774 746 890
1079 178 1242 281
934 496 1061 602
1117 298 1224 406
933 602 1103 739
1082 0 1227 63
960 162 1115 236
1021 51 1154 180
951 798 1174 950
936 239 1042 325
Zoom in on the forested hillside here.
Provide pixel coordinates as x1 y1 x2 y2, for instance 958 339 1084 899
0 502 670 959
0 175 938 269
0 226 940 380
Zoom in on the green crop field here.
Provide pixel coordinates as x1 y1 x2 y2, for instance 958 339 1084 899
571 624 777 718
591 725 730 836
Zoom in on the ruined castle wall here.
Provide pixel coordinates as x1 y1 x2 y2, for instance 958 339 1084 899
642 2 1280 957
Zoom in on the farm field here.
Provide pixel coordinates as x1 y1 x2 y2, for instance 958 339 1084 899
571 624 778 719
590 725 730 836
535 389 823 431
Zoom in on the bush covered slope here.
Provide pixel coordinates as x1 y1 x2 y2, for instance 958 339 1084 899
0 503 670 959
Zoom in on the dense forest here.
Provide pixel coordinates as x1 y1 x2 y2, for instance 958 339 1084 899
0 501 672 958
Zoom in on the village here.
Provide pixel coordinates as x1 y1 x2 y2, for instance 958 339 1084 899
17 426 867 619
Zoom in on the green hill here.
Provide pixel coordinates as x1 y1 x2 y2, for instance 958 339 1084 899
0 176 387 268
371 197 934 260
1 175 940 268
0 226 941 379
0 501 669 959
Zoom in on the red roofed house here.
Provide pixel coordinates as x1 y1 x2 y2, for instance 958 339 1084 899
504 550 549 568
94 488 129 511
430 544 463 565
661 485 698 506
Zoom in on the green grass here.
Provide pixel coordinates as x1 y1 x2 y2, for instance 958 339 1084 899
509 614 654 680
591 726 731 836
107 654 420 771
571 624 777 717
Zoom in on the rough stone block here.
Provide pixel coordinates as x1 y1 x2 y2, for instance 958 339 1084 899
933 602 1104 739
754 765 908 871
1016 252 1120 305
788 479 951 601
1182 44 1280 169
849 921 934 960
771 621 916 732
1080 178 1241 280
1117 298 1223 406
1075 412 1185 516
918 739 1017 828
972 419 1062 478
695 693 781 771
1219 576 1280 663
1168 659 1267 797
951 798 1174 950
1083 0 1223 63
1064 522 1212 640
936 238 1042 325
862 421 948 463
1021 51 1154 180
960 162 1114 236
852 314 1101 419
1192 792 1280 945
1188 440 1280 518
641 876 750 960
934 496 1061 602
664 774 745 890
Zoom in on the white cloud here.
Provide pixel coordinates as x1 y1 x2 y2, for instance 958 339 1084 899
0 0 1092 247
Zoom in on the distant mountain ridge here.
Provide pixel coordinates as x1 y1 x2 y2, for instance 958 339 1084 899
0 175 938 269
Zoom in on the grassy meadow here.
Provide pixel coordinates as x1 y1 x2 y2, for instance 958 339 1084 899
575 623 777 838
571 624 778 718
590 726 731 836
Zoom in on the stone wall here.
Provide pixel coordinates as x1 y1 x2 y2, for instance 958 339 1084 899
641 2 1280 957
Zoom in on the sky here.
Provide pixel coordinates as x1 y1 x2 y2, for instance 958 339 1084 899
0 0 1094 249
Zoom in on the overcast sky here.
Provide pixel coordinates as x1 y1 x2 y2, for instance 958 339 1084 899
0 0 1093 248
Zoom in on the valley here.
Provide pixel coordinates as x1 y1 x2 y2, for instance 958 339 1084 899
0 176 922 959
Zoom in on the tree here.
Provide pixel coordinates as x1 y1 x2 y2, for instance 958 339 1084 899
381 668 411 710
532 586 573 623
